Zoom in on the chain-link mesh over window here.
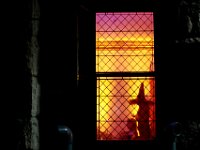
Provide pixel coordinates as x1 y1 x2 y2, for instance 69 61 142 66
96 12 155 140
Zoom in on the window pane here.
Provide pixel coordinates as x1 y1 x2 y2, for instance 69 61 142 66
96 77 156 140
96 12 154 72
96 12 155 141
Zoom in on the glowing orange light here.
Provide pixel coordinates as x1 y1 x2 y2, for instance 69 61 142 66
96 12 155 140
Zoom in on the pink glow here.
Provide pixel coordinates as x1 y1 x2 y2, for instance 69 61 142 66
96 12 155 140
96 12 153 32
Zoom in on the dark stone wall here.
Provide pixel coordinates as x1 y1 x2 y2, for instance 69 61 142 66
3 0 200 150
2 1 32 150
39 1 77 150
38 0 200 149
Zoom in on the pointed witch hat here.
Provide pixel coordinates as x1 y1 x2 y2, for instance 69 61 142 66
129 82 145 105
137 82 145 100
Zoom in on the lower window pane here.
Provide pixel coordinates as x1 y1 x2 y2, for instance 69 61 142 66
96 77 156 140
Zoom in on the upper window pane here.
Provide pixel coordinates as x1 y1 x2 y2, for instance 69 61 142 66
96 12 154 72
96 12 156 141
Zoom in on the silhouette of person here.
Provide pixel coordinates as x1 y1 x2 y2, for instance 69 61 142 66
128 82 154 140
126 117 138 140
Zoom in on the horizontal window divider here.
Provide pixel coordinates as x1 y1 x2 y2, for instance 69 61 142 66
96 71 155 77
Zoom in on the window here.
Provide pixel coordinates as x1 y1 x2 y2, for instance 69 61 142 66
96 12 155 140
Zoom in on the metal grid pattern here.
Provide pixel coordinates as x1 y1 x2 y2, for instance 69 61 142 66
96 12 154 72
96 12 155 140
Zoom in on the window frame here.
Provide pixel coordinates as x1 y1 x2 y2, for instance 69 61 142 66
95 11 157 141
77 0 161 146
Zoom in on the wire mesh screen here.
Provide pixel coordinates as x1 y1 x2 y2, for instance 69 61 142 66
96 12 154 72
96 12 155 141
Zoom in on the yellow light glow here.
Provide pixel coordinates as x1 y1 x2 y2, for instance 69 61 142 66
96 12 155 140
97 79 112 132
